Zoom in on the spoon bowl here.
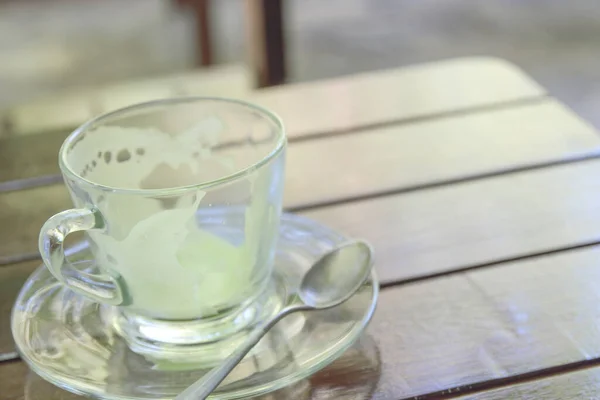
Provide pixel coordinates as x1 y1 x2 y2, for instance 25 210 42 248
299 241 373 309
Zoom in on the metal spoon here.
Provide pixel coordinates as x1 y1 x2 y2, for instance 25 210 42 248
175 240 374 400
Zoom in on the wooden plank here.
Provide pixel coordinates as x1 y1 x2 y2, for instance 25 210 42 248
1 90 95 140
98 65 253 114
9 156 600 278
3 100 599 259
0 261 38 361
0 334 381 399
303 159 600 284
285 101 600 209
456 368 600 399
251 57 545 139
4 99 599 197
0 102 599 262
368 247 600 399
5 247 600 399
0 185 70 262
1 57 544 185
0 130 67 188
0 361 29 400
2 65 252 138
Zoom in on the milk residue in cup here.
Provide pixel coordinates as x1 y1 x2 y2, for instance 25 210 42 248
70 119 266 320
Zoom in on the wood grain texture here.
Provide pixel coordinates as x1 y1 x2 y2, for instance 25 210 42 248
0 261 39 361
0 58 546 186
0 65 253 185
6 247 600 399
0 130 67 187
3 65 252 138
0 361 29 400
304 159 600 284
0 185 70 261
369 246 600 399
4 98 599 198
4 100 600 260
0 59 591 400
456 368 600 399
285 100 600 209
5 153 600 278
251 57 545 139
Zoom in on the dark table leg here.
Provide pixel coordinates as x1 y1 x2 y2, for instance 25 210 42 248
194 0 213 66
246 0 286 87
174 0 213 66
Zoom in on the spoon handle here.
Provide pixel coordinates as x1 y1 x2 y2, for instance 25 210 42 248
175 307 297 400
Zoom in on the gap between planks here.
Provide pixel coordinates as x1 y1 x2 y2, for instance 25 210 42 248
402 358 600 400
0 95 549 194
379 239 600 289
5 155 600 269
286 96 550 145
6 246 600 399
288 153 600 214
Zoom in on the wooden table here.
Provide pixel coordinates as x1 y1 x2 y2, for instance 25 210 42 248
3 57 600 399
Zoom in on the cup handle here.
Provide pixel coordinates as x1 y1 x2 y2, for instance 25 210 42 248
39 208 124 306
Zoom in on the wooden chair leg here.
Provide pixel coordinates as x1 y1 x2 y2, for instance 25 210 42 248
193 0 212 66
173 0 213 66
246 0 286 87
192 0 213 66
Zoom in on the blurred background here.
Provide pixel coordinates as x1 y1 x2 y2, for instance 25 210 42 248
1 0 600 131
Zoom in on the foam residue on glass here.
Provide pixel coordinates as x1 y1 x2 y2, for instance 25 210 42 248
64 117 268 320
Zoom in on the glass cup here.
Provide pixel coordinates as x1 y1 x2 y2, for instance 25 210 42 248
38 97 286 352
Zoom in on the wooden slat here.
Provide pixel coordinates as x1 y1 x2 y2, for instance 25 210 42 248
0 60 587 400
0 65 254 186
251 57 545 139
285 101 600 209
0 130 67 188
0 261 38 361
0 57 544 185
456 368 600 399
2 65 252 138
366 247 600 398
1 91 95 140
97 65 253 114
303 159 600 283
5 247 600 399
6 153 600 276
0 361 29 400
4 100 600 260
4 99 599 198
0 185 69 262
10 167 600 396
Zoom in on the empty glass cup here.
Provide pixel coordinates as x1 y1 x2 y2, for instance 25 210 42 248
38 97 286 353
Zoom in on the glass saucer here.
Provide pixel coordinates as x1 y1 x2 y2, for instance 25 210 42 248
12 213 379 400
23 334 382 400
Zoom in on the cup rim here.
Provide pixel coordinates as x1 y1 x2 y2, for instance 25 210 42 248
59 96 286 196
